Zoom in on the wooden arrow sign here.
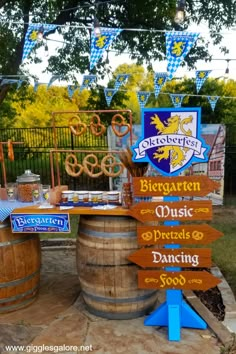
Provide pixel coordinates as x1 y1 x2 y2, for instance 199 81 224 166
138 270 221 291
129 200 212 223
133 175 220 197
137 224 223 245
128 248 211 268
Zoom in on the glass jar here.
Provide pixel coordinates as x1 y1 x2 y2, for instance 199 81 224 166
16 169 41 202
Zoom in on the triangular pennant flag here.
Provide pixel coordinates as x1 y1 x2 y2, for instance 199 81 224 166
0 79 19 86
47 75 61 89
34 81 43 92
137 91 151 108
80 75 97 92
90 27 122 70
207 96 219 111
195 70 211 93
166 31 200 80
104 88 116 106
22 23 58 62
114 74 130 91
170 94 185 107
154 72 168 98
67 85 78 99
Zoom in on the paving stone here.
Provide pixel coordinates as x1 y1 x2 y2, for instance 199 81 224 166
0 273 80 326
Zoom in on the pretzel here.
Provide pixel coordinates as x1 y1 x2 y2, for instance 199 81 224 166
90 114 106 137
101 154 124 177
68 116 87 136
83 154 103 178
7 139 14 161
111 114 130 137
65 154 84 177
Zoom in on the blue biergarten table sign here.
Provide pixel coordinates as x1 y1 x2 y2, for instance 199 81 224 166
10 213 70 233
129 107 223 342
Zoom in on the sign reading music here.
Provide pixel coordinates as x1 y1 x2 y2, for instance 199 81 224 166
137 224 223 245
138 270 221 291
129 200 212 223
133 175 220 197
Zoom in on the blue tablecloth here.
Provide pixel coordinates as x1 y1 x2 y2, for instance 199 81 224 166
0 200 34 222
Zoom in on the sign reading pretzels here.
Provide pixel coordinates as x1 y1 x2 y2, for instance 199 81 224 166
83 154 103 178
68 116 87 136
90 114 106 137
101 154 124 177
65 154 84 177
111 114 130 137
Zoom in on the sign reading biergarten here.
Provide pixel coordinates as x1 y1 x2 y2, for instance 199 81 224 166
129 107 223 342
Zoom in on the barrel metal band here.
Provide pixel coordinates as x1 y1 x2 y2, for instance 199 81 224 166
82 289 157 303
0 284 39 303
0 296 36 313
0 269 40 288
79 228 136 239
0 234 38 247
85 304 152 320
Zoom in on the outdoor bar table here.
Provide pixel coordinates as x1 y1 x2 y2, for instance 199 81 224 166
11 204 158 319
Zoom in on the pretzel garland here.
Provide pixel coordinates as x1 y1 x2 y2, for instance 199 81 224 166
68 116 87 136
101 154 124 177
65 154 84 177
83 154 103 178
111 114 130 137
90 114 106 137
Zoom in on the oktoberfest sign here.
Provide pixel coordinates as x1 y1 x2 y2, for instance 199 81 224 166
132 108 209 176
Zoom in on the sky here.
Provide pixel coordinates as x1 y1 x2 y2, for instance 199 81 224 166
26 23 236 86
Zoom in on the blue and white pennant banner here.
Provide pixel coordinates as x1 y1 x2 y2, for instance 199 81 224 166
137 91 150 108
196 70 211 93
67 85 78 99
114 74 130 91
22 24 58 62
170 94 185 107
104 88 116 106
80 75 97 92
166 31 200 80
207 96 219 111
90 27 122 70
154 72 168 98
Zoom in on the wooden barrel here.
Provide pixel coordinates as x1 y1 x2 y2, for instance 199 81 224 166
0 224 41 313
77 215 158 319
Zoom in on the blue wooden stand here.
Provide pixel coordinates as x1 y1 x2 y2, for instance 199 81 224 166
144 197 207 341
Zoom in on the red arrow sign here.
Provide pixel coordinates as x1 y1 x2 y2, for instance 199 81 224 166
129 200 212 223
138 270 221 291
133 175 220 197
137 224 223 245
128 248 212 268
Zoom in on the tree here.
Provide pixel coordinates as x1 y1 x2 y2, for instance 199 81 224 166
0 0 235 107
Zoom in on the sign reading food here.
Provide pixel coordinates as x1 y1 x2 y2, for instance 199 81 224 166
11 213 70 233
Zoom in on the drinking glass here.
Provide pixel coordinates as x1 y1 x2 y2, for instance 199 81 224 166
32 184 42 205
41 185 51 205
6 183 17 202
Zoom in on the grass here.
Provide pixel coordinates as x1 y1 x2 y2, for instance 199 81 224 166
211 206 236 297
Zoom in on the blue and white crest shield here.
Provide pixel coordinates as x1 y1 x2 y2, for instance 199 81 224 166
132 108 209 176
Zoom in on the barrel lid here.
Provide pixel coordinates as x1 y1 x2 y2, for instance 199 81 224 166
16 169 40 183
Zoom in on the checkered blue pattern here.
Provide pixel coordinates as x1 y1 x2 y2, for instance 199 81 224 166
154 72 168 98
80 75 97 92
104 88 116 106
207 96 219 111
196 70 211 93
166 31 200 80
0 201 34 222
34 81 41 92
90 27 122 70
22 24 58 62
170 94 185 107
67 85 78 99
114 74 130 91
137 91 151 108
0 79 19 86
